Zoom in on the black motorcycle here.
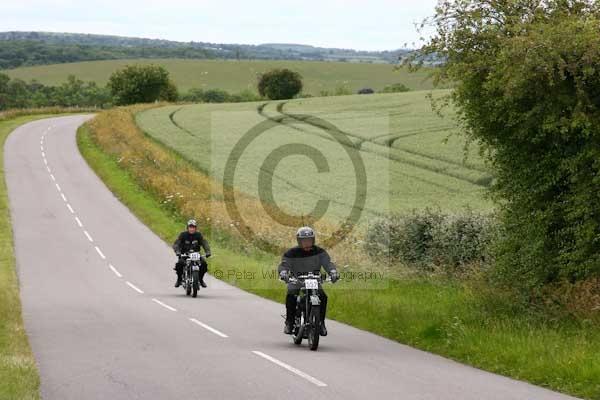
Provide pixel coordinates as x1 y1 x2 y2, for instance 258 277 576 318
287 272 329 351
180 252 205 298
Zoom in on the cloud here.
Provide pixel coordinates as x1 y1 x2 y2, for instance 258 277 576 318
0 0 437 50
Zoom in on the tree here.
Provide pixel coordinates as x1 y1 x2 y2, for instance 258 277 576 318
0 73 9 110
108 64 177 105
257 68 303 100
415 0 600 290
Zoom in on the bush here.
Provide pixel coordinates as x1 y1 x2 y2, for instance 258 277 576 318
358 88 375 95
180 88 261 103
108 64 177 105
366 209 494 272
417 0 600 290
257 68 303 100
381 83 410 93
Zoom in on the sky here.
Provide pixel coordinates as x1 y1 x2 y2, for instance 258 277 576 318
1 0 438 51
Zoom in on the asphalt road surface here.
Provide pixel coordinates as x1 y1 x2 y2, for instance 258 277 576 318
5 116 579 400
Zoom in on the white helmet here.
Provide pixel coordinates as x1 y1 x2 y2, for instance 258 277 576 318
296 226 315 246
187 219 197 227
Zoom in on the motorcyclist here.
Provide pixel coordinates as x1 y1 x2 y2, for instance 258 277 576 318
278 227 339 336
173 219 211 288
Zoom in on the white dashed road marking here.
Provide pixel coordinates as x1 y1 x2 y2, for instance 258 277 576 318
152 299 177 312
189 318 229 338
83 230 93 242
95 246 106 260
126 281 144 294
251 351 327 387
109 264 122 278
38 129 232 344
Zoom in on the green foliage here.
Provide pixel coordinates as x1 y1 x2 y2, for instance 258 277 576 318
180 88 261 103
0 39 217 70
257 68 303 100
381 83 410 93
0 73 111 110
416 0 600 290
367 209 494 271
108 64 177 105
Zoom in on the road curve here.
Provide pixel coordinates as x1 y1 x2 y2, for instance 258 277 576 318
5 116 578 400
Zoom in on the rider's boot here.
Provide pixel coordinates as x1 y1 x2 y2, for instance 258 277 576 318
284 318 294 335
174 273 182 288
199 272 207 288
319 321 328 336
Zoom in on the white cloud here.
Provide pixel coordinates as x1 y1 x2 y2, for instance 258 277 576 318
0 0 438 50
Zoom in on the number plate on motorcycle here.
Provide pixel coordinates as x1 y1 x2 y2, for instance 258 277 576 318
305 279 319 289
192 265 200 271
190 252 201 261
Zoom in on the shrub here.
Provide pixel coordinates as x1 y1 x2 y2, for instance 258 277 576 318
381 83 410 93
366 209 495 272
257 69 303 100
358 88 375 95
108 64 177 105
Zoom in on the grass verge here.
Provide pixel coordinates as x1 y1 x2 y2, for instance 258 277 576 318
78 109 600 399
0 116 53 400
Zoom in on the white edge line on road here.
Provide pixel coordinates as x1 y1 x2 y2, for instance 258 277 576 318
66 203 74 214
61 193 67 201
83 230 93 242
126 281 144 294
95 246 106 259
251 351 327 387
75 217 83 227
109 264 122 278
50 174 56 181
46 166 51 173
152 298 177 312
189 318 228 338
43 158 48 165
41 151 45 158
55 183 61 192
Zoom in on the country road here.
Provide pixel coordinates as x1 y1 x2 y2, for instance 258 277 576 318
4 116 579 400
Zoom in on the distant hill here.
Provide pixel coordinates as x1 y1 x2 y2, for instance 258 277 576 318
0 31 409 70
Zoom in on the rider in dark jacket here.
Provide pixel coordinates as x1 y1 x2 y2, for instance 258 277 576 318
173 219 211 288
278 227 339 336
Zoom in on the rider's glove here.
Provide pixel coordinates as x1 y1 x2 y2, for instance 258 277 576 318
330 269 340 283
279 270 290 282
205 252 211 258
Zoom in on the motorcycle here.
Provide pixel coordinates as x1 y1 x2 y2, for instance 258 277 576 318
287 272 330 351
179 252 205 298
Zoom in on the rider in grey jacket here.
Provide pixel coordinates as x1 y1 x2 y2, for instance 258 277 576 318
278 227 339 336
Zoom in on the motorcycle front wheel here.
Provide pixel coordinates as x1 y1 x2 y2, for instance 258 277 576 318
308 305 321 351
192 270 200 298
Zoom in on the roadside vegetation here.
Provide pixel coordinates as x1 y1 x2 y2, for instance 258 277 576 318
80 106 600 399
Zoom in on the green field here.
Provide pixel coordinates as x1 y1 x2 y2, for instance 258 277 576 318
136 90 492 229
4 59 436 95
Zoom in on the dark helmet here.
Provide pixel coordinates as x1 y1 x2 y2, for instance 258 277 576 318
296 226 315 246
187 219 197 228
